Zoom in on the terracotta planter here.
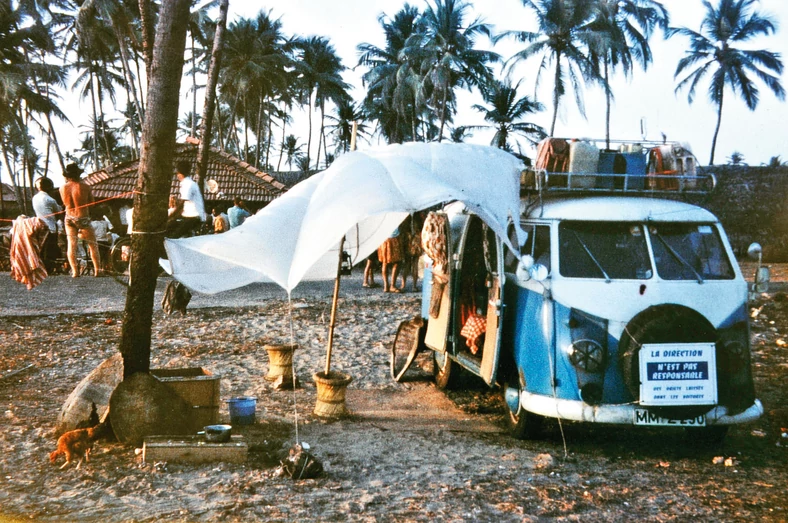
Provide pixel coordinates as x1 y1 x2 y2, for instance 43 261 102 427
264 344 298 382
312 371 352 418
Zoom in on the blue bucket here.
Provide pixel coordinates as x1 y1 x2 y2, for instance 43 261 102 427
227 396 256 425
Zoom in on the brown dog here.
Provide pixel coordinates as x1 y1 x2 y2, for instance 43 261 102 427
49 426 99 469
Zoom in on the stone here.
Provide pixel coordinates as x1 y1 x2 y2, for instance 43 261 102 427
109 372 193 446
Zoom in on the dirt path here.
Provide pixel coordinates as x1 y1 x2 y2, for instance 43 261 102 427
0 267 786 522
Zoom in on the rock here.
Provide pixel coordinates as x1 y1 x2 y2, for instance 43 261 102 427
55 353 124 437
534 453 555 470
109 372 192 446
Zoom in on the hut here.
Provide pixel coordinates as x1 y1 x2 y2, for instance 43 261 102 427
83 138 287 228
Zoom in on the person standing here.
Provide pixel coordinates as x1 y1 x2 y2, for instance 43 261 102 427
211 208 230 233
227 197 251 228
169 160 206 238
377 227 403 293
59 163 101 277
31 177 63 273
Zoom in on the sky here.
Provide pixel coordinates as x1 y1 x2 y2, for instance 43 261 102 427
46 0 788 185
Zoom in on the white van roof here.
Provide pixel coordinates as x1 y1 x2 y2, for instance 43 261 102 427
523 196 718 223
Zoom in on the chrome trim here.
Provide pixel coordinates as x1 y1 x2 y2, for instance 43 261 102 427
519 391 763 426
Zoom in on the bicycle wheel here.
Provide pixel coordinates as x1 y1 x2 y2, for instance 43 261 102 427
110 237 132 275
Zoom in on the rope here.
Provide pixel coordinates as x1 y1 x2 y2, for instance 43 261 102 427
0 190 136 223
287 292 300 445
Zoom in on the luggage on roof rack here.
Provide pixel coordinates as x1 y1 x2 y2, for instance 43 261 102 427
522 137 715 197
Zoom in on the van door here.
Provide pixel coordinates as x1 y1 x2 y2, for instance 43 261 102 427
424 212 453 353
479 227 503 385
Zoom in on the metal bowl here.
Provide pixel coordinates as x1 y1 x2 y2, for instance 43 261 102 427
199 424 232 443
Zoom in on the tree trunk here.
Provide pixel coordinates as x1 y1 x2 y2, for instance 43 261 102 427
89 68 100 171
115 25 145 135
138 0 155 82
265 105 273 169
709 91 724 166
306 90 313 169
197 0 229 196
604 59 611 150
191 33 197 138
550 54 561 137
316 99 324 169
255 93 264 168
119 0 191 379
438 84 449 143
95 75 114 167
277 107 287 170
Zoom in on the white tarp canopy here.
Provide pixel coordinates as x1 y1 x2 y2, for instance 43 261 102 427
164 142 524 294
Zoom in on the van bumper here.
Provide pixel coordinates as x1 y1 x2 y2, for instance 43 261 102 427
520 391 763 426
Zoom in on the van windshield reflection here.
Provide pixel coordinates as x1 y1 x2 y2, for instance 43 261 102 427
649 223 734 280
559 222 652 280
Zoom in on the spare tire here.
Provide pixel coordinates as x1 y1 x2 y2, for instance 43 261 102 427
618 305 717 418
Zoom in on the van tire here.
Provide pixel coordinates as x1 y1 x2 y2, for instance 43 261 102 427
433 350 461 389
502 380 543 439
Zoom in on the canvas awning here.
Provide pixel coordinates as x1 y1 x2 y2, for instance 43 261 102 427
164 142 524 294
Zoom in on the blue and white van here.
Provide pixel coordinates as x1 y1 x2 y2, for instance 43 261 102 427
393 141 765 441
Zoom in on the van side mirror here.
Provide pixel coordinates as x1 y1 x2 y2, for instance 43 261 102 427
516 255 548 283
747 243 762 260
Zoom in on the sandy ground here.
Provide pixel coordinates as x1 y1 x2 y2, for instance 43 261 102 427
0 269 786 522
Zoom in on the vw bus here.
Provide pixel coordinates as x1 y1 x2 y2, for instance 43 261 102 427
392 139 765 441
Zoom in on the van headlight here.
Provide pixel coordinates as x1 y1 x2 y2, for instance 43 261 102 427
568 339 606 373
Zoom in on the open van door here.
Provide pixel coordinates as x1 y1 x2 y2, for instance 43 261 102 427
424 212 453 353
480 226 503 385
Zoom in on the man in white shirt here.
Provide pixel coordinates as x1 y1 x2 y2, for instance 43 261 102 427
32 177 63 272
167 160 206 238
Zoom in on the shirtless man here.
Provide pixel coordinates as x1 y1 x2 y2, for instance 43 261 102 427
59 163 101 277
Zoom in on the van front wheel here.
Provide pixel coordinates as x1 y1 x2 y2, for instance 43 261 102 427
433 350 461 389
503 381 543 439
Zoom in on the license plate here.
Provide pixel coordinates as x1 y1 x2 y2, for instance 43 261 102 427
634 409 706 427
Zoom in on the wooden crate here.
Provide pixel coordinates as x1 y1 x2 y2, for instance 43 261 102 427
142 435 247 464
151 367 220 432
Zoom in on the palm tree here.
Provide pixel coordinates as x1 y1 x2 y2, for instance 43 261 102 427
281 134 304 169
0 0 66 206
670 0 785 165
186 1 218 138
325 99 368 154
403 0 498 142
358 4 424 144
587 0 669 147
497 0 601 136
294 36 350 169
467 77 546 151
220 11 291 166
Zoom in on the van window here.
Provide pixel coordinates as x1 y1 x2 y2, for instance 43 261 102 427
648 223 734 280
559 222 652 280
505 224 551 273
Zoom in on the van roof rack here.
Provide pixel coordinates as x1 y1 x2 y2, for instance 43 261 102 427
521 137 716 198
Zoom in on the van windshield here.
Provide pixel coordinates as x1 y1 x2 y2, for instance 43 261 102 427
559 222 652 280
648 223 734 280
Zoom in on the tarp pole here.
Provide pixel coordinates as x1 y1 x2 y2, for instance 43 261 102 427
325 235 345 375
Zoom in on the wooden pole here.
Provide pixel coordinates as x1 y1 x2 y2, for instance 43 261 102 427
323 122 359 376
324 235 345 376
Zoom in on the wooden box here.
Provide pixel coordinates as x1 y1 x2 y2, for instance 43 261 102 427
142 435 247 464
151 367 220 432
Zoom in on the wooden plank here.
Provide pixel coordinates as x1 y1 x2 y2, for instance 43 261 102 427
142 435 247 464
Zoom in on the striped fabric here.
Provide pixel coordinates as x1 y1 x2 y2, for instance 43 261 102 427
10 216 49 290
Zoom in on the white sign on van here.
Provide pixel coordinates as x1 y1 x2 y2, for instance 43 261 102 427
639 343 717 406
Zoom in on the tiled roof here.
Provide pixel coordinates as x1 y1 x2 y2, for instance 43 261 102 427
1 183 32 202
84 140 287 204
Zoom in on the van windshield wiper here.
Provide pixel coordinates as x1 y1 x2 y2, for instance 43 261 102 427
571 231 611 283
652 230 704 284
